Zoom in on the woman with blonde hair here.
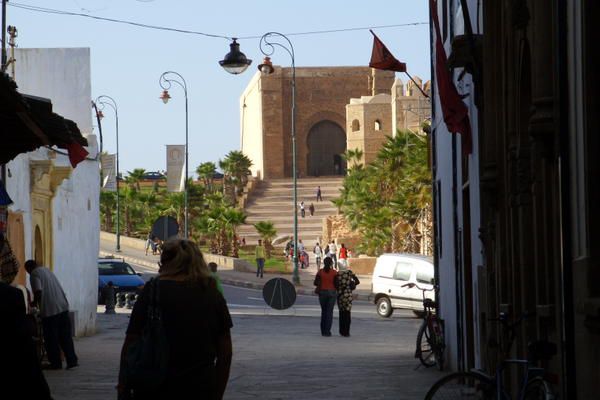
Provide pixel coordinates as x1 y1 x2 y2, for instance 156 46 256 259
118 239 233 400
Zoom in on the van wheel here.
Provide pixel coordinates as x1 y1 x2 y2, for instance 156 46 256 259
376 297 393 318
413 310 426 318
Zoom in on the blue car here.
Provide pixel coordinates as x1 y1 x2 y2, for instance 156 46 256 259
98 258 145 304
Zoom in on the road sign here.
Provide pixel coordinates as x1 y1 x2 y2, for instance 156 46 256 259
262 278 296 310
151 216 179 241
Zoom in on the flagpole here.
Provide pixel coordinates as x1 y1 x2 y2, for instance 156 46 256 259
403 71 430 99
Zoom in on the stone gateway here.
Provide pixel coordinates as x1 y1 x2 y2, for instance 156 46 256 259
240 66 395 179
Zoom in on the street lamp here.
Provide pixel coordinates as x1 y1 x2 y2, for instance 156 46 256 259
158 71 189 239
219 38 252 75
95 95 121 252
220 33 299 285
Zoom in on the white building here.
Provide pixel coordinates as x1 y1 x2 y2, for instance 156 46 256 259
430 0 483 370
5 48 99 336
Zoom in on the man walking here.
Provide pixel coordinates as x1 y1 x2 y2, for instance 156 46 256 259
309 202 315 217
300 201 306 218
255 240 266 278
316 186 323 202
25 259 78 370
314 242 323 269
328 240 338 268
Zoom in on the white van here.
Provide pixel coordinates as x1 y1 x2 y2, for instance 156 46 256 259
371 253 435 317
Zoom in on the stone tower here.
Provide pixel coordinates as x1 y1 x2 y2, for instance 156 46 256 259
239 66 395 179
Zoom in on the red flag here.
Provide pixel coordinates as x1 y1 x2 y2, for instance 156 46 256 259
369 30 407 72
65 141 89 168
430 0 472 154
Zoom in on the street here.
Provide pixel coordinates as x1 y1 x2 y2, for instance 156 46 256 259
42 266 444 399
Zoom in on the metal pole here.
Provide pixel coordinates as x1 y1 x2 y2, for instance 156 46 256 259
1 0 7 72
291 61 299 285
95 96 120 252
259 32 299 284
115 106 121 251
184 86 189 239
159 71 188 239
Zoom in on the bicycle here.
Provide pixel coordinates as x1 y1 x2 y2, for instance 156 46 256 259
402 282 445 370
424 312 556 400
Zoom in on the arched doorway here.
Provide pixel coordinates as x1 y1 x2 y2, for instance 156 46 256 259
306 120 346 176
34 225 44 265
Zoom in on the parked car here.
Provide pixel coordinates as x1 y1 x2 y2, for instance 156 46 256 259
142 171 166 180
371 253 435 318
97 257 145 304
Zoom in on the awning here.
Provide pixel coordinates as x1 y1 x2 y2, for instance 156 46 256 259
0 72 88 166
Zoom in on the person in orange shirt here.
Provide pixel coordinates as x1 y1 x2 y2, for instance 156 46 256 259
313 257 338 336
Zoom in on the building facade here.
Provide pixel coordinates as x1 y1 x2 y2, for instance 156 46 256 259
5 48 100 336
240 66 394 179
430 1 599 398
346 77 431 167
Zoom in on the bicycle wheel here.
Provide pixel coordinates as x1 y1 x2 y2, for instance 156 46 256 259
425 371 496 400
523 377 555 400
416 320 437 367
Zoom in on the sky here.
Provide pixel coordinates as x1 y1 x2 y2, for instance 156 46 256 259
7 0 431 176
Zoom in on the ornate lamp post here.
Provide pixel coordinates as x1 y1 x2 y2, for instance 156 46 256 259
158 71 189 239
220 33 299 285
95 95 121 252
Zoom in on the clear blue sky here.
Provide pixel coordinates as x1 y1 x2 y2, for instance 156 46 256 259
8 0 431 175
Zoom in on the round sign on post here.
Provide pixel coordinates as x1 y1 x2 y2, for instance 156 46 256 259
262 278 297 310
151 216 179 241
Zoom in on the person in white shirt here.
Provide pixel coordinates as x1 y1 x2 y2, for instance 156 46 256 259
328 241 338 268
313 243 323 269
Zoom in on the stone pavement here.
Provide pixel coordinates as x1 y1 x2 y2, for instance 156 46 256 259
99 237 374 301
44 308 445 400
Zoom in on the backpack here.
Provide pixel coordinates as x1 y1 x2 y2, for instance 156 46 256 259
123 279 169 392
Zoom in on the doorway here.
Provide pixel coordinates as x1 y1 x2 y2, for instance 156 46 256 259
306 120 346 176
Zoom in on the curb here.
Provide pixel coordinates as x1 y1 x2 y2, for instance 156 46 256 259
99 250 159 271
99 250 373 302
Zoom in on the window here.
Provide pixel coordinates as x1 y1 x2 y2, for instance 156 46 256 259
394 262 412 281
374 120 382 130
416 267 434 285
352 119 360 132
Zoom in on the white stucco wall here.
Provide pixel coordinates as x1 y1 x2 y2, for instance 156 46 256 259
6 48 99 336
432 0 483 370
240 72 264 179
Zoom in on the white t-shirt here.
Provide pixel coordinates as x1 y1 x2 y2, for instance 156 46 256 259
314 245 322 258
329 243 337 256
30 266 69 318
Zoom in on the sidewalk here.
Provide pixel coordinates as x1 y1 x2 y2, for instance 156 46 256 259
99 238 374 301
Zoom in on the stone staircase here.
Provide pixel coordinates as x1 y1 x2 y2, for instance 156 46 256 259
237 177 344 248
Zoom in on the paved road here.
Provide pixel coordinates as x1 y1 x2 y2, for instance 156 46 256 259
44 264 444 399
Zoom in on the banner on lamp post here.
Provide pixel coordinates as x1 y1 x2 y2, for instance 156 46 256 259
166 145 185 192
101 153 116 191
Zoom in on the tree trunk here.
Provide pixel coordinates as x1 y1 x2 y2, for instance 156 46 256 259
231 235 239 258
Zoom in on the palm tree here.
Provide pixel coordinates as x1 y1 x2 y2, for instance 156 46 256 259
333 132 432 255
221 208 247 258
253 221 277 258
219 151 253 204
343 148 364 170
127 168 147 192
196 162 217 192
100 191 117 232
121 186 141 236
161 192 185 233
